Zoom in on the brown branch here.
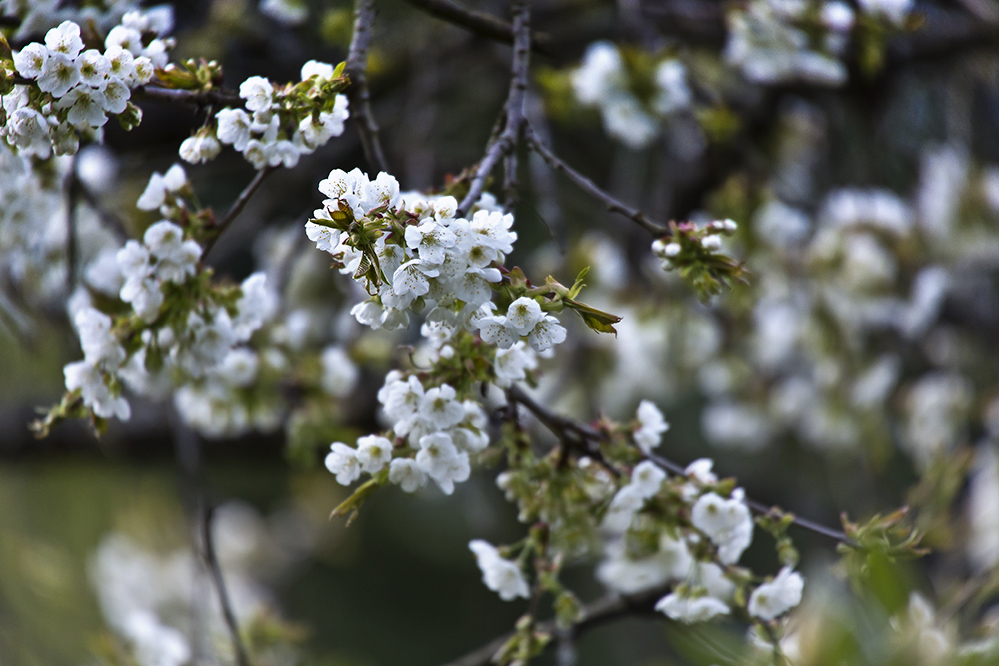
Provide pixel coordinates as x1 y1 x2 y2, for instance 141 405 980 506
203 166 275 258
505 384 853 545
457 0 531 217
201 504 252 666
168 409 251 666
438 586 666 666
400 0 552 55
525 126 670 237
131 84 242 110
346 0 390 174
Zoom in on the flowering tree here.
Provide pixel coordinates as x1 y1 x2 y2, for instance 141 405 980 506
2 0 999 665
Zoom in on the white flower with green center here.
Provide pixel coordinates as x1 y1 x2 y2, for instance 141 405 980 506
477 315 519 349
45 21 84 58
469 540 530 601
526 315 567 352
748 567 804 620
102 78 130 114
13 43 49 79
420 384 465 430
306 219 341 254
37 52 80 97
505 297 543 335
356 435 393 473
630 460 666 498
105 26 143 55
405 220 457 265
217 108 252 150
691 491 753 564
415 432 460 483
392 260 434 300
325 442 361 485
389 458 427 492
57 86 108 128
433 195 458 221
77 49 110 88
105 47 136 84
239 76 274 113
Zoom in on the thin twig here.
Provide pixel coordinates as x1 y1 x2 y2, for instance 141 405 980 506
201 504 252 666
132 84 242 109
203 166 275 258
438 586 665 666
400 0 552 55
505 384 853 545
525 126 669 237
346 0 390 174
457 0 531 217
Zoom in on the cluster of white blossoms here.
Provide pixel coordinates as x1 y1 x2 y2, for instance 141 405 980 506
650 218 737 271
307 168 565 354
325 371 488 495
188 61 349 168
0 0 166 41
64 307 130 419
726 0 855 86
308 168 575 498
116 220 201 321
5 12 171 157
594 449 804 623
468 540 531 601
571 42 692 149
60 164 280 429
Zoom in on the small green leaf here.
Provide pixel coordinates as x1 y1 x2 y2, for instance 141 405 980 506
564 298 622 335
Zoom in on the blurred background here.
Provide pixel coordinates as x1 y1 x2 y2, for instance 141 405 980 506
2 0 999 664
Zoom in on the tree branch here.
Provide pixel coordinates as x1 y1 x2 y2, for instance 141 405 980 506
201 504 252 666
400 0 552 55
203 166 275 258
131 84 242 110
505 384 853 545
346 0 391 174
457 0 531 216
524 126 670 237
439 586 666 666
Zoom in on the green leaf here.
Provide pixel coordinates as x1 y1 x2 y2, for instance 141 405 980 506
564 298 622 335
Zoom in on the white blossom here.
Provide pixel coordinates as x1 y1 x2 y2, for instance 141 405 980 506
388 458 428 492
747 567 804 620
690 491 754 564
630 460 666 498
654 592 730 623
526 315 567 352
325 442 361 486
468 540 530 601
239 76 274 113
356 435 393 473
634 400 669 453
